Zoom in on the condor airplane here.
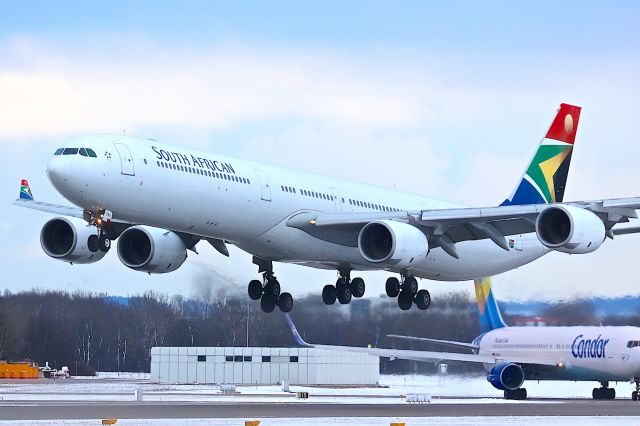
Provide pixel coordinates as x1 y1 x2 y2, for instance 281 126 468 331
287 278 640 401
13 103 640 313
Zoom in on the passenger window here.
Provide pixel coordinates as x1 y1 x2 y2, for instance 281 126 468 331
79 148 88 157
86 148 97 158
54 148 64 155
63 148 78 155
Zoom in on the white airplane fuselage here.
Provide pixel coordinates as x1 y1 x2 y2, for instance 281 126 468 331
47 134 549 281
478 326 640 381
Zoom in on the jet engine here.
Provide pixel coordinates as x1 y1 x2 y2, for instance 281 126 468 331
40 217 106 264
487 362 525 391
535 205 605 254
358 220 429 268
117 226 187 273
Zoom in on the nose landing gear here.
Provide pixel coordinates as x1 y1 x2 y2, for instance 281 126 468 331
632 377 639 401
85 209 112 253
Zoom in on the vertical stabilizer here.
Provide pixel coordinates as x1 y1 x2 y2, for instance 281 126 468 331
501 103 581 206
474 277 507 333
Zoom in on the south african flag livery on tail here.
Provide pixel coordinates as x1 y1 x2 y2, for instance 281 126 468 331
502 103 581 206
20 179 33 201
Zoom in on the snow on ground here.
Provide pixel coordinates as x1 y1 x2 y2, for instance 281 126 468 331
5 417 640 426
0 373 637 402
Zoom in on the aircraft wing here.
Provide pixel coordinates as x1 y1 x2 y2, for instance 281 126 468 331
386 334 479 351
13 198 85 219
285 314 559 367
286 197 640 257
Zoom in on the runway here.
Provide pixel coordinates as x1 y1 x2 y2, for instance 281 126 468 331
1 399 640 420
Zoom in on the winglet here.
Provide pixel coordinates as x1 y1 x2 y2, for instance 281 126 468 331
284 313 313 347
20 179 34 201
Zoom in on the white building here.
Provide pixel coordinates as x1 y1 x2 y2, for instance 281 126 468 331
150 346 379 385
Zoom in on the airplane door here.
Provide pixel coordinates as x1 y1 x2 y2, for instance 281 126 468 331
330 187 342 212
114 142 135 176
254 169 271 201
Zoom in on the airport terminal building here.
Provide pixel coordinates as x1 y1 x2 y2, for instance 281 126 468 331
150 346 379 385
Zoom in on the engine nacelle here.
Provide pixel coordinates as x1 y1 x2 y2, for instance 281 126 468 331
117 226 187 273
358 220 429 268
40 217 106 264
535 205 605 254
487 362 524 391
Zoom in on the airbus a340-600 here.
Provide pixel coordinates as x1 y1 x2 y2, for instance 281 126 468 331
14 103 640 313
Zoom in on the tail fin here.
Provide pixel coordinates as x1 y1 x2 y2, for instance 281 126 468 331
474 277 507 333
501 103 581 206
20 179 34 200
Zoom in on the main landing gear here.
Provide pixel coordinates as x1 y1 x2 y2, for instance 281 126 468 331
322 270 366 305
385 275 431 311
248 258 293 313
632 377 640 401
504 388 527 400
593 381 616 400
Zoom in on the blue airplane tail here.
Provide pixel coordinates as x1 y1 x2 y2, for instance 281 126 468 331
474 277 508 333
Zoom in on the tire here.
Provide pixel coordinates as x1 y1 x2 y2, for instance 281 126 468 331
88 235 99 252
398 291 413 310
415 289 431 310
504 389 513 400
337 286 352 304
248 280 262 300
632 391 638 401
592 388 601 400
385 277 400 298
322 285 336 305
260 295 276 313
98 235 111 252
336 277 347 288
402 277 418 295
517 388 527 400
350 277 365 298
278 292 294 313
265 279 281 299
608 388 616 400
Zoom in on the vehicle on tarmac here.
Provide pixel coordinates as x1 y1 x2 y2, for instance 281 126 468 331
287 278 640 401
14 104 640 312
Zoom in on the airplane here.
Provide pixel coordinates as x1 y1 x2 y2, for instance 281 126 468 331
13 103 640 313
286 278 640 401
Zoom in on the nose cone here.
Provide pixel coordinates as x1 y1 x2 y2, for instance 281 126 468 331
47 155 72 193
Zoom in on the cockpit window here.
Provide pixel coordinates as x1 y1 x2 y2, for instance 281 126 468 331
627 341 640 348
79 148 88 157
63 148 79 155
54 148 64 155
86 148 97 158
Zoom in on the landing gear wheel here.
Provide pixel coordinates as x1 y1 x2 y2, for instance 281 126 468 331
517 388 527 400
278 292 293 313
592 388 602 400
385 277 400 298
260 295 276 313
415 289 431 310
88 235 99 253
402 276 418 295
350 277 365 298
337 286 352 304
248 280 262 300
265 279 281 299
398 291 413 310
632 391 638 401
322 285 336 305
607 388 616 400
98 234 111 252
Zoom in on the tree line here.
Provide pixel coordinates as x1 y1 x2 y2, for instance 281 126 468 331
0 287 636 376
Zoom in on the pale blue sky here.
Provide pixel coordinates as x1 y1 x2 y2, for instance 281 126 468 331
0 1 638 302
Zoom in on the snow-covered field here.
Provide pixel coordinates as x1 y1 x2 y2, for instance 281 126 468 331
5 417 640 426
0 373 637 402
